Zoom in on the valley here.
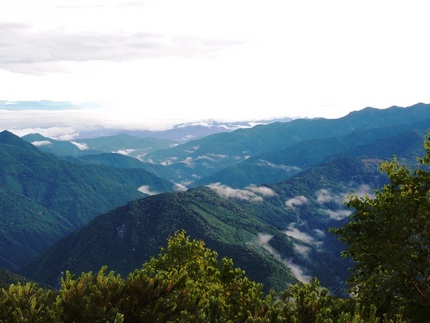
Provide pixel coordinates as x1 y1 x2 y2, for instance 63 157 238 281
1 103 429 296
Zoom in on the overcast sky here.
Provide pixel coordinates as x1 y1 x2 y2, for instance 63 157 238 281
1 0 429 137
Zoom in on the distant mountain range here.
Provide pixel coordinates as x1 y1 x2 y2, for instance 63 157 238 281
25 103 430 188
1 102 429 294
23 133 176 159
78 118 294 142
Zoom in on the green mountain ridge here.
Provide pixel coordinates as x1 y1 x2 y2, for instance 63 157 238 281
23 156 385 295
0 131 175 271
139 103 430 186
194 123 428 188
22 104 430 189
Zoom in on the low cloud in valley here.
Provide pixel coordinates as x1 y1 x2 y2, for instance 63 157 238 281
207 183 276 202
137 185 158 196
255 232 311 283
285 195 308 210
319 208 352 221
32 140 51 147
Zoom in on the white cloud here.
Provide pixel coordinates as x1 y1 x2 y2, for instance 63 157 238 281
1 1 430 131
10 125 79 141
137 185 158 196
207 182 263 202
184 146 199 153
245 184 277 197
114 148 138 156
173 183 188 191
196 153 229 161
284 259 311 284
0 21 238 74
285 195 308 209
354 184 375 199
255 233 280 260
316 184 377 208
71 141 89 150
293 244 311 258
284 223 316 245
256 160 301 173
31 140 51 147
313 229 326 238
0 109 114 139
315 189 339 204
254 232 311 283
160 157 178 166
315 185 374 220
181 157 195 168
319 208 352 221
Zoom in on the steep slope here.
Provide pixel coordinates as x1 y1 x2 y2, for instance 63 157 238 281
140 103 430 186
0 189 74 271
23 188 295 292
24 156 385 295
0 131 175 270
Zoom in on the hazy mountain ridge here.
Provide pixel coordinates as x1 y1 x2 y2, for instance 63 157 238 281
194 120 429 188
138 103 430 186
70 118 295 141
23 103 430 188
23 133 175 159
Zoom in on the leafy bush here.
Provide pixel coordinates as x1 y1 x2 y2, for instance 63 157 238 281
0 231 407 322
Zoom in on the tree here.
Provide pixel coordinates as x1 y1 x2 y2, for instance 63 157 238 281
280 277 336 322
56 267 124 322
332 133 430 321
0 282 57 322
121 230 271 322
0 230 408 322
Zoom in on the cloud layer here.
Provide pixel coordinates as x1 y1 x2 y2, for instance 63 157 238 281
0 22 237 74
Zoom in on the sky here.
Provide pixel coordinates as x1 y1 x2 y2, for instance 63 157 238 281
1 0 430 138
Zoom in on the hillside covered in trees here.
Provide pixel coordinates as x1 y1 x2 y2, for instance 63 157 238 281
3 133 430 322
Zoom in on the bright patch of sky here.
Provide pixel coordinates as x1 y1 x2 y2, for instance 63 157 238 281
1 0 429 136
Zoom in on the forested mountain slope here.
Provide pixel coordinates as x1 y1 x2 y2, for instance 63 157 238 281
139 103 430 186
24 155 385 295
194 122 428 188
0 131 175 271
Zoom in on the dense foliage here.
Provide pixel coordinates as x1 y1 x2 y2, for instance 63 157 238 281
1 231 406 322
332 134 430 321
